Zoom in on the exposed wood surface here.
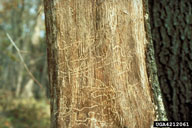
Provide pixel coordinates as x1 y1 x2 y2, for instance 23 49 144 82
44 0 155 127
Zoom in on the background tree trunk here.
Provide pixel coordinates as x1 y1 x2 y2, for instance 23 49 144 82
44 0 159 127
149 0 192 121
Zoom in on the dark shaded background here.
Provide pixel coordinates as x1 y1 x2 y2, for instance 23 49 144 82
149 0 192 121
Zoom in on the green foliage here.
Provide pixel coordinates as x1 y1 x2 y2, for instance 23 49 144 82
4 51 19 62
0 96 50 128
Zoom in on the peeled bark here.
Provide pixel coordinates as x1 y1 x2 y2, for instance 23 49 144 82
44 0 158 127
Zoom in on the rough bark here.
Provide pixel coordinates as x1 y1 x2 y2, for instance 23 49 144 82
143 0 168 121
44 0 156 127
149 0 192 121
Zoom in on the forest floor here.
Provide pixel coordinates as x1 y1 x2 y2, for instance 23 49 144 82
0 91 50 128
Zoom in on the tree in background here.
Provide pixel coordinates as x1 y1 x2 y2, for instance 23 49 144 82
149 0 192 121
0 0 48 98
0 0 50 127
44 0 166 127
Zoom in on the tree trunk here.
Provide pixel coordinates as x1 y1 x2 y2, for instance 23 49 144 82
44 0 160 127
149 0 192 121
15 66 24 97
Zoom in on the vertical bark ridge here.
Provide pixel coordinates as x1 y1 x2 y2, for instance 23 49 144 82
149 0 192 121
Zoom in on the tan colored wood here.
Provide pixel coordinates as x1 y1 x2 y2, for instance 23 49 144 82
44 0 155 127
